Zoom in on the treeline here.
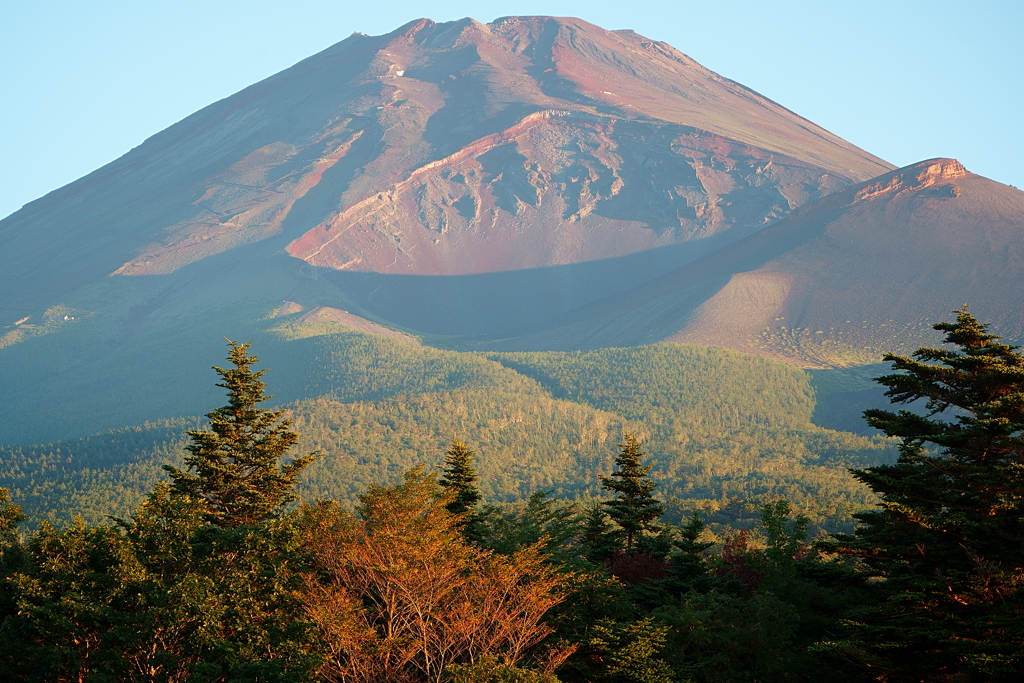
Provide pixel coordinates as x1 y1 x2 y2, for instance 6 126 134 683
0 331 893 531
2 311 1023 681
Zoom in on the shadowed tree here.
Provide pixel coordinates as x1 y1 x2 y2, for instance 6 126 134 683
578 503 617 565
826 309 1024 680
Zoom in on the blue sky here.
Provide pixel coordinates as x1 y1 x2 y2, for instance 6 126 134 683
2 0 1020 220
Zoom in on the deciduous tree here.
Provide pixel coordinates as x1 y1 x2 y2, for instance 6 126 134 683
301 469 572 683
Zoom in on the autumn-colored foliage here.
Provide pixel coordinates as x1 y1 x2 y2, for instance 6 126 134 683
605 551 668 586
715 530 764 590
300 468 573 683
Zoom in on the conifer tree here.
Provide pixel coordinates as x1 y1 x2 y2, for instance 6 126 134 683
579 503 617 564
0 488 25 563
439 439 482 517
0 487 28 675
665 511 713 590
829 309 1024 679
165 340 319 528
156 341 321 678
600 433 664 553
0 346 323 682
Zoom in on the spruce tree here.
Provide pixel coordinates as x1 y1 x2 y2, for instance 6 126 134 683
160 341 322 677
439 439 482 517
165 340 320 528
0 488 25 560
439 440 483 542
600 433 664 553
665 511 713 590
579 502 618 564
829 309 1024 679
0 487 28 676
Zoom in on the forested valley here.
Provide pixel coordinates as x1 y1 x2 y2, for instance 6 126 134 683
0 319 890 533
1 310 1022 681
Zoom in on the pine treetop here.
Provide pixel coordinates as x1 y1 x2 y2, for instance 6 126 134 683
600 433 664 552
165 340 319 528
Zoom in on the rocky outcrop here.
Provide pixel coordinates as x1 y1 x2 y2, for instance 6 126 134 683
287 113 848 276
852 158 966 204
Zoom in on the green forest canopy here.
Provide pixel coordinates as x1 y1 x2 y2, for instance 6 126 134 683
0 323 893 531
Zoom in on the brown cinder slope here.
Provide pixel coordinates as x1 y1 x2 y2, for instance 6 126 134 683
0 16 890 336
480 159 1024 366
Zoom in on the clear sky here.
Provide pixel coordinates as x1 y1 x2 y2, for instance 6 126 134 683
2 0 1020 220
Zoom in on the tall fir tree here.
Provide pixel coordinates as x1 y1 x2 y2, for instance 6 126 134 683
154 341 324 679
155 341 322 679
439 439 482 517
828 309 1024 680
1 344 327 682
599 433 665 553
664 511 714 593
165 340 320 528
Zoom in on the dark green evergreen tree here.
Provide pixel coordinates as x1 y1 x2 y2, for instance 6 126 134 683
439 439 482 517
665 512 713 591
578 502 618 565
0 488 25 553
600 434 665 553
476 490 581 563
1 520 138 680
165 340 319 528
0 343 324 682
0 488 29 678
561 617 675 683
439 439 488 545
158 341 322 679
827 309 1024 680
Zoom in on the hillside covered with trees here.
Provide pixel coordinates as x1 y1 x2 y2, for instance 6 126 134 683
0 325 891 532
1 310 1022 681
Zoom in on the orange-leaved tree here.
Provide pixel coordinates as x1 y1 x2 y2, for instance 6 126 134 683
300 468 572 683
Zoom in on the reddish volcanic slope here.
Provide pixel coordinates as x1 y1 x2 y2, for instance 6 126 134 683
480 159 1024 366
281 16 890 276
0 16 891 328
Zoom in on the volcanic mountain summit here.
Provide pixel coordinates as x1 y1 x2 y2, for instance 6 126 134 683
1 16 1022 376
1 17 891 331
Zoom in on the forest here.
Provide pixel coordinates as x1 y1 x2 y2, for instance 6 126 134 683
1 309 1022 681
0 324 891 533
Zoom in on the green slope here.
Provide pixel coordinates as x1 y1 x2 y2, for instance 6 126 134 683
0 324 894 530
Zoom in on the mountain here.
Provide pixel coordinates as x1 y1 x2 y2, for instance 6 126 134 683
475 158 1024 367
0 15 1020 449
1 16 890 341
